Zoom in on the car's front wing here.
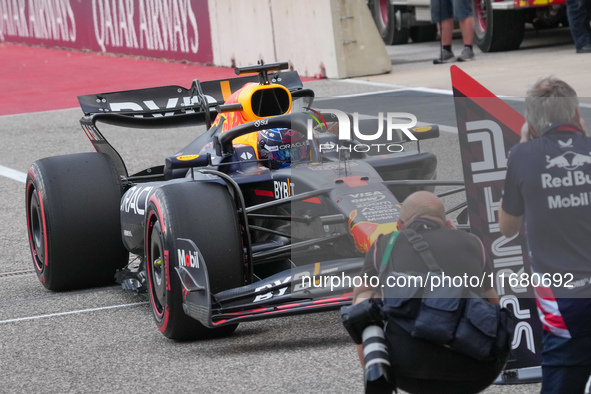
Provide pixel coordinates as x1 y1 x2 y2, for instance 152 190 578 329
176 255 364 328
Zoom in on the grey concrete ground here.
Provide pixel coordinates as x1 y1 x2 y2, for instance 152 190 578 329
365 26 591 100
4 27 588 393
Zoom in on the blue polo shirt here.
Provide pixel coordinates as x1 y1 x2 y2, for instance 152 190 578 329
502 123 591 338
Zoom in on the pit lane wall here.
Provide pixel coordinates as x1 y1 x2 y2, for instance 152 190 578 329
0 0 214 64
0 0 391 79
208 0 391 78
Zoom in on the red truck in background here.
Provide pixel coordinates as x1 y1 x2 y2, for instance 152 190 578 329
368 0 568 52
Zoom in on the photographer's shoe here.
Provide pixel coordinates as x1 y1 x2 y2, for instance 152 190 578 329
576 45 591 53
433 49 455 64
457 46 475 61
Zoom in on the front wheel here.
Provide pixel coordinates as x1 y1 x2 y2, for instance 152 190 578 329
473 0 525 52
26 153 128 291
145 181 244 340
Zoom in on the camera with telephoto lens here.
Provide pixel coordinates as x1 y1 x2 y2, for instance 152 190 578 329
341 299 396 394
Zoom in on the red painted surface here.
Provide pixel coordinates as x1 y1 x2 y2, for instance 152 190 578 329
0 42 235 115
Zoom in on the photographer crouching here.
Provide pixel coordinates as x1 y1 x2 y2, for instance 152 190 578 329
342 191 514 394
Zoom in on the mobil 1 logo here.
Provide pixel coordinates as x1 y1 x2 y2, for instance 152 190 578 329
176 238 200 269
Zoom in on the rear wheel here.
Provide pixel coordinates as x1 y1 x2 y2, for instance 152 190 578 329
370 0 410 45
145 181 244 340
473 0 525 52
26 153 128 291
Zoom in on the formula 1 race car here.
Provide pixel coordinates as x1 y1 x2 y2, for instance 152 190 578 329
25 62 462 340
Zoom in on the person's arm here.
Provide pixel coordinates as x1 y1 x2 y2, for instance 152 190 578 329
353 238 383 304
483 288 500 305
352 286 374 304
520 122 531 143
499 145 525 238
499 199 523 238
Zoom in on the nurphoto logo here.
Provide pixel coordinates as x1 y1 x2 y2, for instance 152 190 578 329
305 108 418 153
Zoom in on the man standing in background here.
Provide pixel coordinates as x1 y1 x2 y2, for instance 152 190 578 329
431 0 475 63
500 76 591 393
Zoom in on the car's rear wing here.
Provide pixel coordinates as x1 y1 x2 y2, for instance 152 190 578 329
77 69 304 119
77 65 309 178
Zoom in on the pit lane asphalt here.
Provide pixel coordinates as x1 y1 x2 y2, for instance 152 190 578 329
0 80 548 394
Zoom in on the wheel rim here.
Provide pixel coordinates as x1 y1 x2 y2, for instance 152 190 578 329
379 0 388 27
475 0 487 33
28 189 45 273
148 220 166 320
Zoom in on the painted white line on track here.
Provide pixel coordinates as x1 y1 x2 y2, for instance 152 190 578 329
0 165 26 183
342 79 591 109
340 79 454 95
0 302 148 325
339 78 412 90
331 89 411 98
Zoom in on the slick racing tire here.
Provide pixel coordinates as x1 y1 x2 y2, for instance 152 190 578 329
26 153 128 291
145 181 244 341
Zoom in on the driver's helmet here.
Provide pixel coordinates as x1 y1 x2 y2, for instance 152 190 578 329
257 128 309 169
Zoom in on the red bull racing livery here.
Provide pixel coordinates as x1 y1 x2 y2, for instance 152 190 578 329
25 62 461 340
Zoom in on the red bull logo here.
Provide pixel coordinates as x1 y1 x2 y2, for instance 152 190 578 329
211 85 252 132
545 151 591 170
348 210 397 253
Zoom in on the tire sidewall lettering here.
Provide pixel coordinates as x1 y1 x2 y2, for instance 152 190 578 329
26 169 49 284
146 195 170 333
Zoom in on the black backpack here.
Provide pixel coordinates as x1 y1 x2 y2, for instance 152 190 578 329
377 229 516 362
